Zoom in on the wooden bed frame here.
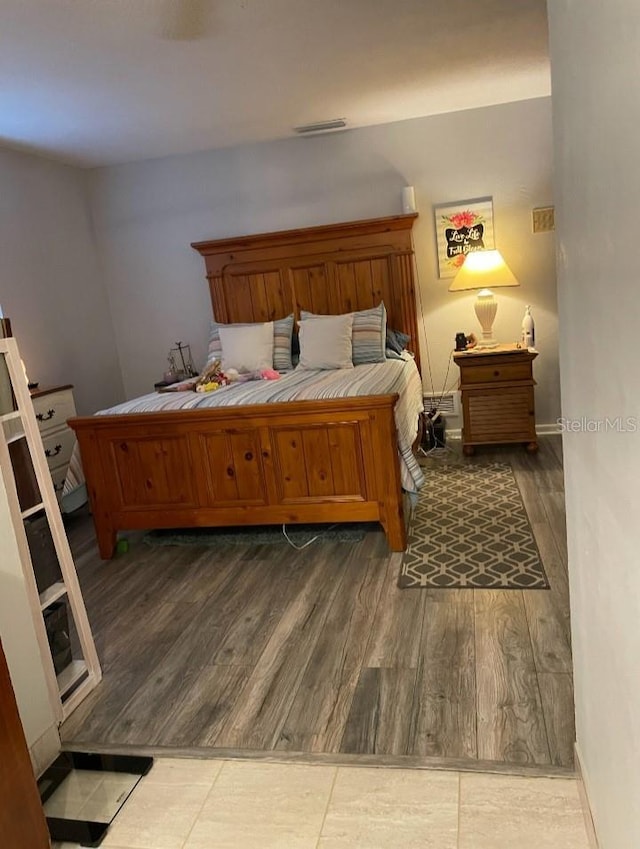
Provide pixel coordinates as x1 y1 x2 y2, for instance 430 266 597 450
68 213 421 558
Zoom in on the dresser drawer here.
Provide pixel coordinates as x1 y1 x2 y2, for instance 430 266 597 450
32 389 76 434
41 427 75 471
50 466 68 500
459 361 532 385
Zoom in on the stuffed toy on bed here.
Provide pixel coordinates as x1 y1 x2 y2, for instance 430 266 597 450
195 360 280 392
225 367 281 383
194 359 230 393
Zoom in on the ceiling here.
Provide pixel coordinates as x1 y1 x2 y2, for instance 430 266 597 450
0 0 550 169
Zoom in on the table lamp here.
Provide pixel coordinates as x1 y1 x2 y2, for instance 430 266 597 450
448 249 519 348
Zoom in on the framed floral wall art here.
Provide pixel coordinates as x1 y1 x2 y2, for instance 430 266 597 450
434 197 495 278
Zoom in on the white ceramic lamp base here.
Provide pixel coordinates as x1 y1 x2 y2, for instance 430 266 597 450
474 289 499 348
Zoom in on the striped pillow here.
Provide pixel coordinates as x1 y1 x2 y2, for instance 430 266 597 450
300 302 387 365
207 315 294 372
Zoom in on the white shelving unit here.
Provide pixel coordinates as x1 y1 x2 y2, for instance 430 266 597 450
0 337 101 723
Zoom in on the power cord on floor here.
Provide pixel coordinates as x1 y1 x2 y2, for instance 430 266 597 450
431 349 454 416
281 523 340 550
419 431 455 459
413 251 437 399
419 439 455 460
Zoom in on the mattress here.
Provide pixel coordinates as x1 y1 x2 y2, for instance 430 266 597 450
66 354 425 494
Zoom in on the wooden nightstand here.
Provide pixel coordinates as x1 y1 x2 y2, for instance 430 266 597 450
454 344 538 455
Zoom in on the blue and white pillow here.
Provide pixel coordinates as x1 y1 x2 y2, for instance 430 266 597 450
207 315 294 372
300 302 387 365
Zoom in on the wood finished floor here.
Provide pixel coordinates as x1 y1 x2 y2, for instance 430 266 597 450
60 436 574 771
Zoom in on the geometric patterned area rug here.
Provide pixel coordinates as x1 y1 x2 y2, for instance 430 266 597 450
398 461 549 590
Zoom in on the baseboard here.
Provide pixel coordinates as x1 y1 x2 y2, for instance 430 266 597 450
30 723 61 778
536 422 562 435
574 743 600 849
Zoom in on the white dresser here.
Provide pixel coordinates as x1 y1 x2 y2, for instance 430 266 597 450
30 384 77 501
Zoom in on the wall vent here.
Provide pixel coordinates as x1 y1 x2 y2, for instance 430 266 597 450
294 118 347 135
532 206 555 233
423 391 460 417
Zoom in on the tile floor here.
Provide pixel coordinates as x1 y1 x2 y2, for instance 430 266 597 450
52 757 590 849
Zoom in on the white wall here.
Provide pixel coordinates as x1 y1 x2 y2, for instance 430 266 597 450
0 147 123 414
0 470 58 754
88 98 559 425
548 3 640 848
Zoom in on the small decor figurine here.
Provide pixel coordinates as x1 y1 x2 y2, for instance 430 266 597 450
166 341 197 381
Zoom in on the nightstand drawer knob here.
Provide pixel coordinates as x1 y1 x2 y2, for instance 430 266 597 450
493 370 500 377
45 444 62 458
37 408 56 422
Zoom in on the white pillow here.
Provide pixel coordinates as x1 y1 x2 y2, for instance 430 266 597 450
298 314 354 370
218 322 274 373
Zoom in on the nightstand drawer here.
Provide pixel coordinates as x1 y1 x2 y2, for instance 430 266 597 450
459 361 532 385
42 428 75 471
32 389 76 434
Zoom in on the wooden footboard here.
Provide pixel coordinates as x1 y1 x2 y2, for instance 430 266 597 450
68 395 407 559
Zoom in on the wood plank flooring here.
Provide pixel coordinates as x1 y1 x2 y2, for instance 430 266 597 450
60 436 575 771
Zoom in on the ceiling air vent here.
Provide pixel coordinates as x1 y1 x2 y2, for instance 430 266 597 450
294 119 347 136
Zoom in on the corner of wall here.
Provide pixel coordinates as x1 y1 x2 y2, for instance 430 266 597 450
574 743 600 849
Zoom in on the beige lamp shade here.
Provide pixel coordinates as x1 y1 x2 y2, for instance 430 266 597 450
448 249 519 292
448 249 519 348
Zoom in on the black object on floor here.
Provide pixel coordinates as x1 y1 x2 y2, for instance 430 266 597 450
38 750 153 848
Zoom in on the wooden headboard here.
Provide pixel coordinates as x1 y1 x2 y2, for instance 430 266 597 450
192 213 420 373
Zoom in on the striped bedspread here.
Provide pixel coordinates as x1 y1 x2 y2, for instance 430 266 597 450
66 354 425 494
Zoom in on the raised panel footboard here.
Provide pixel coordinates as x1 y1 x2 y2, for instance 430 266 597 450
111 436 198 507
270 423 366 502
197 429 268 505
68 396 407 559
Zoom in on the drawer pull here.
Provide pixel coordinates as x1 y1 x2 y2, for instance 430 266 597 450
45 444 62 458
54 481 65 493
493 370 500 377
37 408 56 422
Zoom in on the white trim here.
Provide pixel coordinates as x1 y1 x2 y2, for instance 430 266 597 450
574 744 600 849
29 723 60 778
536 422 562 435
